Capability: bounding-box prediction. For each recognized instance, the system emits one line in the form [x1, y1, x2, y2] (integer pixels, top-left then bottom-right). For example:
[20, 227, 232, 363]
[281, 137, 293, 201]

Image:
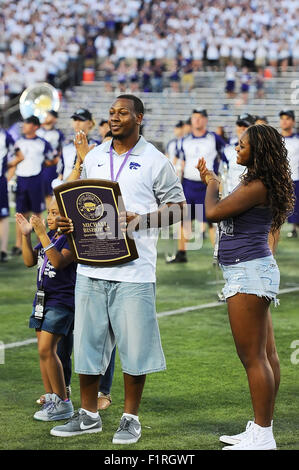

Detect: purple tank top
[218, 205, 272, 265]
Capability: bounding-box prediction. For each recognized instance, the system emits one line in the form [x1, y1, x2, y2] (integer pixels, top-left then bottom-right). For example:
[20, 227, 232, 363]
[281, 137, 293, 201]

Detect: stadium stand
[56, 70, 299, 151]
[1, 0, 299, 147]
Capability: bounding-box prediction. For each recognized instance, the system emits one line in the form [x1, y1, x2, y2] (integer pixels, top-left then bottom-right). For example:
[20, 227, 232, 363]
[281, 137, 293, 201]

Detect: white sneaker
[222, 422, 277, 450]
[219, 420, 254, 445]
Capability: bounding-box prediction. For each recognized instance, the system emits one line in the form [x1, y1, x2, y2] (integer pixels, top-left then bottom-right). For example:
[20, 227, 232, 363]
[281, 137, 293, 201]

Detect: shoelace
[64, 410, 80, 423]
[119, 417, 136, 435]
[43, 400, 57, 412]
[245, 421, 254, 431]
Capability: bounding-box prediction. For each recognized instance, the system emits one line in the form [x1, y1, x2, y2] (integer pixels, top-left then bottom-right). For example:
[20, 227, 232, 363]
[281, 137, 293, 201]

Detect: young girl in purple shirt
[197, 124, 294, 450]
[16, 198, 76, 421]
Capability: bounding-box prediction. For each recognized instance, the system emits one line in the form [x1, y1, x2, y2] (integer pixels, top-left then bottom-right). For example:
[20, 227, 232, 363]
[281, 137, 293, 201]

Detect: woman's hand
[196, 157, 221, 185]
[74, 130, 97, 163]
[29, 215, 47, 237]
[15, 213, 32, 235]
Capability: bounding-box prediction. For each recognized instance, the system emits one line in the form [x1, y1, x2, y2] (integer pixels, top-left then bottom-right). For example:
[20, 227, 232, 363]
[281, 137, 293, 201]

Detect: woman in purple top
[16, 198, 76, 422]
[197, 124, 294, 450]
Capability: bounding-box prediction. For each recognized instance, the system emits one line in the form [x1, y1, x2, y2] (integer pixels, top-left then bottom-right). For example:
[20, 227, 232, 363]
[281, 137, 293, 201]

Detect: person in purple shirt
[16, 198, 76, 422]
[197, 124, 294, 450]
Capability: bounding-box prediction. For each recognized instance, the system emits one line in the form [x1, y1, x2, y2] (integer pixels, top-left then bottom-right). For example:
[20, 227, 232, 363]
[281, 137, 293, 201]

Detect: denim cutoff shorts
[220, 255, 280, 306]
[74, 274, 166, 376]
[29, 304, 74, 336]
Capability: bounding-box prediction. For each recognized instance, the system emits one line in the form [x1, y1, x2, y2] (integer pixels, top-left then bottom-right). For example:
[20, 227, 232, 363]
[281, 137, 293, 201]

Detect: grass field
[1, 219, 299, 451]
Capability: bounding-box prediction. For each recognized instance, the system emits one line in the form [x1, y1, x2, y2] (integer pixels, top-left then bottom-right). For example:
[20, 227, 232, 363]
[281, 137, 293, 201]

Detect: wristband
[44, 242, 55, 252]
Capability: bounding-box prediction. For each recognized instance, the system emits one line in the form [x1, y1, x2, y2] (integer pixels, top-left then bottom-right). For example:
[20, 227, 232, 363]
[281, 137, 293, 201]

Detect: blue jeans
[99, 346, 116, 395]
[57, 330, 73, 387]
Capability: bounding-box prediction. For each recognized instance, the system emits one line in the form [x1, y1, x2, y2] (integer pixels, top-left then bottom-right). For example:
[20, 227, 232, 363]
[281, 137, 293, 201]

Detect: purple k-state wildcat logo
[129, 162, 141, 170]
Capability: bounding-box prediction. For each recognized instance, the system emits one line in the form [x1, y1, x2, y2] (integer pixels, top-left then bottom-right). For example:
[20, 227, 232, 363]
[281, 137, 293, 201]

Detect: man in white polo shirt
[51, 94, 186, 444]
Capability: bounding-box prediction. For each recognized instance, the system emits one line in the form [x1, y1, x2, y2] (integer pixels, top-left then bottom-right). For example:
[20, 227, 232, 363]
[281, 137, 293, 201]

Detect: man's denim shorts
[73, 274, 166, 376]
[220, 255, 280, 306]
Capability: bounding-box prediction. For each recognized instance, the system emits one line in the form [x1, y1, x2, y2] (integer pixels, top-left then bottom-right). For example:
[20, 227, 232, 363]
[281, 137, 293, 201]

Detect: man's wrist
[74, 162, 83, 172]
[137, 213, 151, 230]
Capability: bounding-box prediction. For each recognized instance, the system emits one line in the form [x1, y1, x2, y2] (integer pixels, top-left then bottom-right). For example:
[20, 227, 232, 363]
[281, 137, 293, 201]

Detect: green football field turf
[0, 220, 299, 451]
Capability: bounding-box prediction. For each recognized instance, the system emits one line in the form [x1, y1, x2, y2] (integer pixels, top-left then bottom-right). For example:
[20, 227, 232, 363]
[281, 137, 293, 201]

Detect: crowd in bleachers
[1, 0, 299, 103]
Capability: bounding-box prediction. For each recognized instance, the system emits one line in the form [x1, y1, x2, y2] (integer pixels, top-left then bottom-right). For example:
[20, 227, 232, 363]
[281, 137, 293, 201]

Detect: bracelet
[44, 242, 54, 252]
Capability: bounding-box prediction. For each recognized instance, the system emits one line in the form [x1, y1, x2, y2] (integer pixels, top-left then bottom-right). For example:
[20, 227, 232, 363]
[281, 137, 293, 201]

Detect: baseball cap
[48, 110, 58, 118]
[24, 115, 40, 126]
[236, 113, 255, 127]
[99, 119, 108, 126]
[175, 120, 184, 128]
[71, 108, 93, 121]
[255, 115, 268, 123]
[279, 110, 295, 120]
[192, 108, 208, 117]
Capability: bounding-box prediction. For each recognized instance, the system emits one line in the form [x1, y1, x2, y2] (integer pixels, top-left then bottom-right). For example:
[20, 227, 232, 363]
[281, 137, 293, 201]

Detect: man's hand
[74, 130, 97, 163]
[119, 211, 141, 234]
[55, 216, 74, 234]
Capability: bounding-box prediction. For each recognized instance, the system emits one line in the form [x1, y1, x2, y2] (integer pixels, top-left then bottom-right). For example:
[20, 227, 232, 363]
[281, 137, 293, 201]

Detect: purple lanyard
[38, 236, 61, 285]
[109, 144, 134, 182]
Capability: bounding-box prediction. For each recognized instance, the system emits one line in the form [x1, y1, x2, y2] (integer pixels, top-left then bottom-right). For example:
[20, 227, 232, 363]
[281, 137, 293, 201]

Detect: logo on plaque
[76, 192, 104, 221]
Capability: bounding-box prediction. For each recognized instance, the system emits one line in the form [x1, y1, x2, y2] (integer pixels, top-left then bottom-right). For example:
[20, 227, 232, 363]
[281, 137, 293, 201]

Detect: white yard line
[2, 287, 299, 350]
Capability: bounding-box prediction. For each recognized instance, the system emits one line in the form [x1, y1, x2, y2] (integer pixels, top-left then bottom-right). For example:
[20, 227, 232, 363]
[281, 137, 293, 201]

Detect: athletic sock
[122, 412, 139, 423]
[80, 408, 99, 419]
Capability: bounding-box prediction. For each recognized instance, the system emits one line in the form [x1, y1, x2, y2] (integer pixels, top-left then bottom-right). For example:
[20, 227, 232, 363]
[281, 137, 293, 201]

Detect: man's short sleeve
[153, 159, 185, 205]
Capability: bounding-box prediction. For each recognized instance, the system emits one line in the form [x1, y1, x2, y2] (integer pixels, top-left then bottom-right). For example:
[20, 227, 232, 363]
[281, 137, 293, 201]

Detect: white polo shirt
[284, 134, 299, 181]
[77, 136, 185, 283]
[0, 129, 15, 177]
[14, 136, 53, 177]
[36, 127, 64, 154]
[179, 131, 226, 181]
[223, 137, 246, 194]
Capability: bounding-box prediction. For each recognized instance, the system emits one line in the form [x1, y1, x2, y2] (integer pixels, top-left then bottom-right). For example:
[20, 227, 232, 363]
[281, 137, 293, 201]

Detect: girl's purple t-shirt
[33, 231, 76, 310]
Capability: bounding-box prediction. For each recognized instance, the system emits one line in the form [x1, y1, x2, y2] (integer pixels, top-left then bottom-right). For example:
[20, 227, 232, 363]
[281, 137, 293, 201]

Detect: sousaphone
[19, 82, 60, 122]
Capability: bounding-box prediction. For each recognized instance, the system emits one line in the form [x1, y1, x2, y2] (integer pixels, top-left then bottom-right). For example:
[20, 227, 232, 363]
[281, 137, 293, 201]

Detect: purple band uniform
[288, 180, 299, 224]
[0, 176, 9, 217]
[182, 177, 207, 221]
[16, 174, 45, 214]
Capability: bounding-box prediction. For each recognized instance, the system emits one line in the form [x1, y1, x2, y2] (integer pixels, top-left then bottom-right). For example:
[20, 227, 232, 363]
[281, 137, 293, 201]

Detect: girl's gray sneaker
[34, 394, 74, 421]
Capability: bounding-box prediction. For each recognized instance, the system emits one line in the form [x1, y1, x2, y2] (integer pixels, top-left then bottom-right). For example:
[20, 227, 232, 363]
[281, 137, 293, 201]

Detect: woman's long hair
[241, 124, 295, 232]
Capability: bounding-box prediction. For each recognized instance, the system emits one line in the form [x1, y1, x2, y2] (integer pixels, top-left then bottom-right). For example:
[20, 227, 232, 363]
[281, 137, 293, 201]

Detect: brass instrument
[19, 82, 60, 122]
